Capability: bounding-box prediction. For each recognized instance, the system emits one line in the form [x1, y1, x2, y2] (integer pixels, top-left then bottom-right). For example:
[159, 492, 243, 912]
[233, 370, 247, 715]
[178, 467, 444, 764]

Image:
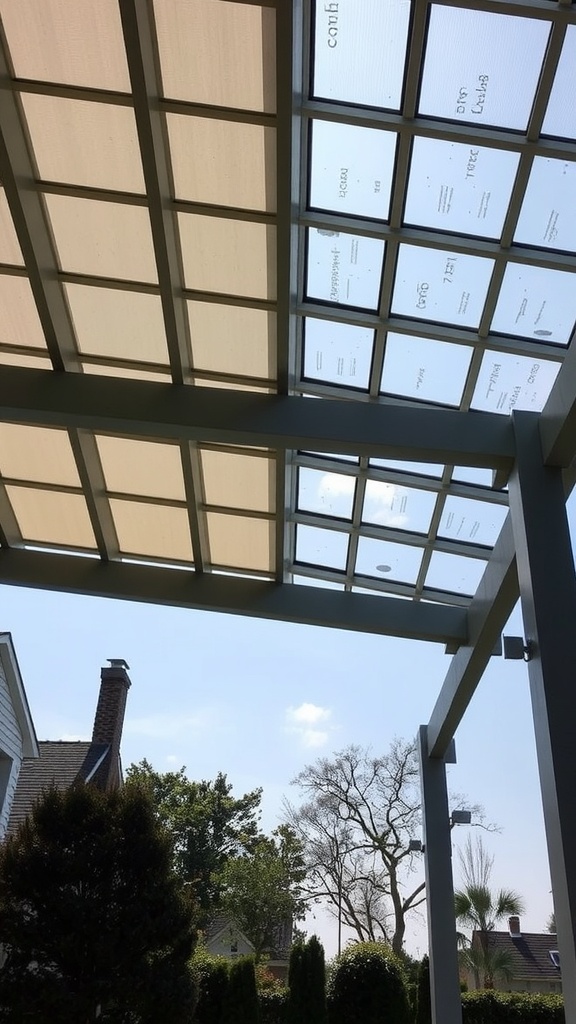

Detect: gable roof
[0, 633, 38, 759]
[475, 930, 561, 981]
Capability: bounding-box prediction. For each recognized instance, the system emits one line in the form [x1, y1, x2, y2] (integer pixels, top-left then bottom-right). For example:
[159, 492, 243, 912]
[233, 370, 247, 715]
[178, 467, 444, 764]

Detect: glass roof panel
[404, 138, 519, 240]
[514, 158, 576, 254]
[312, 0, 411, 109]
[309, 120, 396, 221]
[110, 499, 193, 563]
[0, 0, 131, 91]
[0, 190, 23, 266]
[201, 449, 275, 514]
[153, 0, 276, 113]
[95, 437, 185, 502]
[0, 425, 79, 486]
[306, 229, 384, 310]
[7, 486, 95, 548]
[21, 95, 145, 194]
[0, 275, 47, 351]
[541, 26, 576, 140]
[355, 535, 423, 585]
[363, 480, 437, 534]
[392, 245, 494, 328]
[471, 351, 561, 415]
[64, 284, 169, 365]
[426, 550, 487, 596]
[418, 6, 550, 130]
[206, 512, 274, 573]
[452, 466, 494, 487]
[491, 264, 576, 345]
[187, 302, 275, 381]
[295, 524, 348, 571]
[297, 467, 355, 520]
[380, 332, 472, 406]
[45, 195, 158, 283]
[438, 495, 508, 547]
[370, 458, 444, 479]
[167, 115, 276, 213]
[178, 214, 276, 301]
[302, 318, 373, 390]
[293, 575, 344, 591]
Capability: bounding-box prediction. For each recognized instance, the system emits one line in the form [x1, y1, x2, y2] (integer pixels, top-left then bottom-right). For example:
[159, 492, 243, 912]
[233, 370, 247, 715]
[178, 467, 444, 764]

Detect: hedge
[462, 991, 565, 1024]
[327, 942, 410, 1024]
[258, 989, 289, 1024]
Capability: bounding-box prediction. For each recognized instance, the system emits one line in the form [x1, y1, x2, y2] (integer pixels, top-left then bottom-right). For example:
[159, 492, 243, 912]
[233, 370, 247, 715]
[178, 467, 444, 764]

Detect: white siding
[0, 661, 23, 837]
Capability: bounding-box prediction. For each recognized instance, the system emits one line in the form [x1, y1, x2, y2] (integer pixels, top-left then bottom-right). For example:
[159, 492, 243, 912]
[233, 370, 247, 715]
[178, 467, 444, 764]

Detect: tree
[126, 759, 262, 925]
[218, 825, 308, 960]
[0, 783, 197, 1023]
[284, 740, 426, 953]
[221, 957, 260, 1024]
[455, 835, 524, 989]
[287, 935, 327, 1024]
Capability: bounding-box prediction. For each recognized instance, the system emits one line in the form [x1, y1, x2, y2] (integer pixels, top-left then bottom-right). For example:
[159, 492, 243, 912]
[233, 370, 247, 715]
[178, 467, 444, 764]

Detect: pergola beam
[0, 365, 515, 468]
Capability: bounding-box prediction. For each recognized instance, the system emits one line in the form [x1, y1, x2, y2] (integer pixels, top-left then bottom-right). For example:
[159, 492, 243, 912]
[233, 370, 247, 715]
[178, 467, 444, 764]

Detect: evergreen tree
[221, 956, 259, 1024]
[287, 936, 327, 1024]
[287, 942, 305, 1024]
[0, 784, 197, 1023]
[415, 955, 432, 1024]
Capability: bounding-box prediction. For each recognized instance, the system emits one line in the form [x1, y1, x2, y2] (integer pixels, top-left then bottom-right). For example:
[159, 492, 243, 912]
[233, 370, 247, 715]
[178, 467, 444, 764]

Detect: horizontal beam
[0, 549, 468, 645]
[0, 366, 515, 468]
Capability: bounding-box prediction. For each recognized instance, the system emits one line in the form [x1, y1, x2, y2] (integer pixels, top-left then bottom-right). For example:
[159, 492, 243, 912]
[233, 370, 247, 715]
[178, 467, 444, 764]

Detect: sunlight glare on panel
[380, 333, 472, 406]
[471, 351, 561, 416]
[362, 480, 437, 534]
[302, 318, 374, 390]
[309, 120, 396, 221]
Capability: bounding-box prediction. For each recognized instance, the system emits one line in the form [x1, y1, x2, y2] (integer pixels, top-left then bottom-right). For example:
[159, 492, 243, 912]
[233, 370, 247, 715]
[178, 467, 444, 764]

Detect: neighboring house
[0, 633, 39, 837]
[205, 914, 292, 982]
[4, 657, 132, 839]
[467, 916, 562, 995]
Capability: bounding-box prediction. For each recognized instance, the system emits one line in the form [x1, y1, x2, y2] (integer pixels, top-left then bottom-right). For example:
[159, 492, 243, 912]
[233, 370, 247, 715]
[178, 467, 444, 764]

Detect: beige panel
[179, 214, 276, 301]
[0, 0, 130, 91]
[96, 436, 185, 501]
[154, 0, 276, 112]
[0, 352, 50, 369]
[194, 379, 274, 395]
[21, 94, 145, 194]
[167, 115, 276, 212]
[45, 195, 158, 283]
[207, 511, 274, 572]
[83, 364, 170, 383]
[0, 425, 79, 486]
[110, 498, 193, 562]
[201, 449, 275, 513]
[0, 275, 47, 350]
[187, 301, 276, 379]
[65, 284, 168, 364]
[0, 190, 23, 266]
[7, 486, 95, 548]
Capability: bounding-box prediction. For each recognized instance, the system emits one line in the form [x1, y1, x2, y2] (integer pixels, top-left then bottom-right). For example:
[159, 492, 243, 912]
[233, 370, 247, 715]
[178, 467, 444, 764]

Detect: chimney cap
[107, 658, 130, 670]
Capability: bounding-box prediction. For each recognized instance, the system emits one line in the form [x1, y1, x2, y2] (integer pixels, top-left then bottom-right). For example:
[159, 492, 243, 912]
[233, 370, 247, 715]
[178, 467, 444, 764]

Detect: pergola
[0, 0, 575, 1019]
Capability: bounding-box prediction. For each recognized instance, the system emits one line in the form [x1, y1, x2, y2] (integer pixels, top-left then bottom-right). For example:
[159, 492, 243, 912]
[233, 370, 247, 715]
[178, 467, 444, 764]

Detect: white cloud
[125, 708, 219, 740]
[165, 754, 179, 765]
[287, 703, 331, 726]
[318, 473, 355, 498]
[285, 703, 333, 748]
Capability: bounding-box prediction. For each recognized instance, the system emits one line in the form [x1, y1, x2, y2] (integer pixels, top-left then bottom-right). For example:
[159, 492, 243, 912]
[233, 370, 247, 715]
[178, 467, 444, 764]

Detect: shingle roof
[476, 930, 561, 981]
[6, 740, 109, 835]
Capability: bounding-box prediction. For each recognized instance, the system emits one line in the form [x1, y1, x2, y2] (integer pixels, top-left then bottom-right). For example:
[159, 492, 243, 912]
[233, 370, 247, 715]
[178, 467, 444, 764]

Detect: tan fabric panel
[178, 214, 276, 301]
[0, 190, 23, 266]
[96, 436, 185, 501]
[193, 379, 274, 394]
[45, 195, 158, 283]
[6, 486, 95, 548]
[21, 94, 145, 194]
[110, 498, 193, 562]
[0, 352, 50, 369]
[83, 364, 170, 383]
[154, 0, 276, 112]
[187, 301, 276, 379]
[0, 275, 47, 350]
[200, 449, 275, 513]
[0, 425, 79, 486]
[207, 511, 275, 573]
[0, 0, 130, 90]
[65, 284, 168, 364]
[167, 115, 276, 213]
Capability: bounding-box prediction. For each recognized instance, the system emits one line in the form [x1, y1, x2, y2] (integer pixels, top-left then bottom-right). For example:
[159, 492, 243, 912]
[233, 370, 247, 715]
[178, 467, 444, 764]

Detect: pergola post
[509, 411, 576, 1021]
[418, 726, 462, 1024]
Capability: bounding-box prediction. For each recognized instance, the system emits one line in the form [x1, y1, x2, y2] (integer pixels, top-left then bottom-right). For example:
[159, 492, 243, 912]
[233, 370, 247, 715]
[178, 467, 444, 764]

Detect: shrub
[259, 989, 289, 1024]
[191, 951, 229, 1024]
[462, 990, 564, 1024]
[327, 942, 410, 1024]
[415, 955, 432, 1024]
[222, 956, 260, 1024]
[287, 936, 327, 1024]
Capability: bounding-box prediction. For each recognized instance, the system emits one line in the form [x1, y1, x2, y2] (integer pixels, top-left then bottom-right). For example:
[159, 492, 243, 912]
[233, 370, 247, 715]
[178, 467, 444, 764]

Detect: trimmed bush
[327, 942, 410, 1024]
[415, 955, 432, 1024]
[287, 936, 328, 1024]
[191, 952, 229, 1024]
[222, 956, 260, 1024]
[259, 989, 289, 1024]
[462, 990, 564, 1024]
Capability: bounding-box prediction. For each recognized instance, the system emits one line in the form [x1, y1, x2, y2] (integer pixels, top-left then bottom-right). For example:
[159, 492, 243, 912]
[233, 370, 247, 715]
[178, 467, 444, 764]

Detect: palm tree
[454, 836, 524, 989]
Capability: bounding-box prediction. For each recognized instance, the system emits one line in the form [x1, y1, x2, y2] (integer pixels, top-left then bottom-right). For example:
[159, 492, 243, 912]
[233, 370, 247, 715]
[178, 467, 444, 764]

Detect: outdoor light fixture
[450, 810, 472, 826]
[409, 839, 424, 853]
[502, 636, 533, 661]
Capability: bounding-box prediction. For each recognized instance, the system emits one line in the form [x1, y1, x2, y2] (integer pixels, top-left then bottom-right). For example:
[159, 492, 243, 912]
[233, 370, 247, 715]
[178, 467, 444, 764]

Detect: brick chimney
[91, 659, 131, 790]
[508, 916, 521, 938]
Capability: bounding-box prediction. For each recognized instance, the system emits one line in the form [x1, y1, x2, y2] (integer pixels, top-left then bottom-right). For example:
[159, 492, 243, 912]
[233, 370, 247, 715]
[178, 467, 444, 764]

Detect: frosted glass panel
[419, 6, 550, 130]
[355, 536, 423, 585]
[392, 245, 494, 328]
[307, 229, 384, 310]
[452, 467, 494, 487]
[426, 550, 487, 596]
[298, 468, 355, 520]
[438, 495, 507, 546]
[303, 318, 374, 390]
[405, 138, 519, 239]
[310, 120, 396, 220]
[514, 158, 576, 253]
[471, 351, 561, 415]
[363, 481, 436, 534]
[381, 333, 472, 406]
[491, 265, 576, 344]
[542, 26, 576, 140]
[313, 0, 410, 109]
[295, 524, 348, 570]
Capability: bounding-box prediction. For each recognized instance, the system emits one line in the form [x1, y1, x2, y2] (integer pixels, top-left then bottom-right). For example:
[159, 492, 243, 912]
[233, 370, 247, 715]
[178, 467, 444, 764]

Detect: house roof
[476, 930, 561, 982]
[6, 739, 109, 835]
[0, 632, 38, 759]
